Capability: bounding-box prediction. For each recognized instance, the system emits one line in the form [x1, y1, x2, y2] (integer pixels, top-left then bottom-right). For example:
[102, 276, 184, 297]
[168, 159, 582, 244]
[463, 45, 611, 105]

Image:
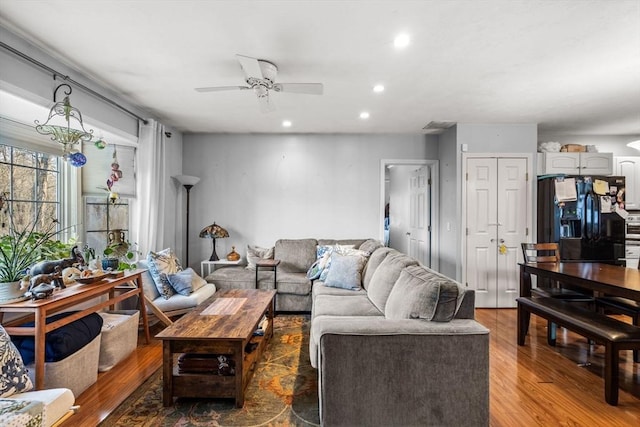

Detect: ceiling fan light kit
[195, 54, 323, 112]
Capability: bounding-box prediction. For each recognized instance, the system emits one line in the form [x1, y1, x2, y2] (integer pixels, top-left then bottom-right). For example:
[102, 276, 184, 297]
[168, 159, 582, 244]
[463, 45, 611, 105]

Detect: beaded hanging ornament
[106, 146, 123, 203]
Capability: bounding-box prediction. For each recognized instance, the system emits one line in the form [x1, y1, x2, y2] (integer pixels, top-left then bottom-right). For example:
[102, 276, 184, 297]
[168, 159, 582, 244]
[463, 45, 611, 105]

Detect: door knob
[499, 239, 505, 244]
[406, 232, 411, 236]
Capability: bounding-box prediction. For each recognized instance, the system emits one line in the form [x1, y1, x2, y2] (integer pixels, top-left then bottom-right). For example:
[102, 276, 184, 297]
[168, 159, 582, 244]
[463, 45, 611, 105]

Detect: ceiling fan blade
[236, 54, 264, 79]
[194, 86, 250, 92]
[273, 83, 323, 95]
[257, 95, 276, 113]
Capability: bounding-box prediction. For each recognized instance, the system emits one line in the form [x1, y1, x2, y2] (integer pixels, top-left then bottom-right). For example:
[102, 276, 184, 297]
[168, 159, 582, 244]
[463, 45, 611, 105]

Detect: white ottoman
[97, 310, 139, 372]
[27, 334, 101, 398]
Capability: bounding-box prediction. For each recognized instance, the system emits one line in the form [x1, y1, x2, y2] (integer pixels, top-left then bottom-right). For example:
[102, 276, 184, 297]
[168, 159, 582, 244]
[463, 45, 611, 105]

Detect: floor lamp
[173, 175, 200, 266]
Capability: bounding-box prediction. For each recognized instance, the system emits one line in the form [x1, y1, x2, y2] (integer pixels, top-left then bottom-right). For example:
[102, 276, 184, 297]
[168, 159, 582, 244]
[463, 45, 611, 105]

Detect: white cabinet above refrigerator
[538, 152, 613, 175]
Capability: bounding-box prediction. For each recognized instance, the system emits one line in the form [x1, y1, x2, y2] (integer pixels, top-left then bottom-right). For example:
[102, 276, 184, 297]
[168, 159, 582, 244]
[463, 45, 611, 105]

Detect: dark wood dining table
[519, 262, 640, 302]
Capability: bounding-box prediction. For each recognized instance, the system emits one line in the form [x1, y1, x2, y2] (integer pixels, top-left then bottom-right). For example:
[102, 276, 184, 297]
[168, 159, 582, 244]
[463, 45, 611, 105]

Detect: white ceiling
[1, 0, 639, 136]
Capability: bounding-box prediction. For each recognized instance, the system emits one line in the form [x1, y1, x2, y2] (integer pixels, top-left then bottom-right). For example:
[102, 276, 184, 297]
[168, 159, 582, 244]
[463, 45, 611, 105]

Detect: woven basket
[0, 280, 28, 303]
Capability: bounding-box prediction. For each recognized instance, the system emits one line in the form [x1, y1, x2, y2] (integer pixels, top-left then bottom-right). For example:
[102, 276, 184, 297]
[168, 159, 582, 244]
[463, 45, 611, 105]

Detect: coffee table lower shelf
[158, 289, 276, 408]
[164, 330, 271, 406]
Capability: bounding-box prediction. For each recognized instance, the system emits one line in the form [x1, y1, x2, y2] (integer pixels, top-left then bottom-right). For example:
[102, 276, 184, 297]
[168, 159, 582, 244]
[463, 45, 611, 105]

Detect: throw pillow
[306, 249, 332, 280]
[0, 324, 33, 397]
[318, 245, 368, 282]
[147, 248, 183, 299]
[246, 245, 274, 270]
[323, 252, 366, 290]
[166, 268, 208, 296]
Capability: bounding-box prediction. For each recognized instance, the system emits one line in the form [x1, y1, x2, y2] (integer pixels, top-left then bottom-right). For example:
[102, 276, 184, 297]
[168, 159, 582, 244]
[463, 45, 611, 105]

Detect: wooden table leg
[34, 309, 46, 390]
[519, 265, 532, 334]
[133, 275, 152, 343]
[235, 341, 244, 407]
[162, 341, 173, 406]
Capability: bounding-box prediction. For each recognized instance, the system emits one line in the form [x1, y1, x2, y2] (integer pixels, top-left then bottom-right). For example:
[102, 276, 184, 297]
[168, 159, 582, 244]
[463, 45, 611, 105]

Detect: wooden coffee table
[156, 288, 276, 407]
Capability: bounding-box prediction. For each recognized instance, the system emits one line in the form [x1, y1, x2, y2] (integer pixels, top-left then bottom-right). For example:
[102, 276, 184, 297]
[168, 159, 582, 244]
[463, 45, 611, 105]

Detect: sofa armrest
[312, 316, 489, 427]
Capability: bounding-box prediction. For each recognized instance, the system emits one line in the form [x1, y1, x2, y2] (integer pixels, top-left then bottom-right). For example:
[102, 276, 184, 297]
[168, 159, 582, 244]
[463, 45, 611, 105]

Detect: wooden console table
[0, 269, 150, 390]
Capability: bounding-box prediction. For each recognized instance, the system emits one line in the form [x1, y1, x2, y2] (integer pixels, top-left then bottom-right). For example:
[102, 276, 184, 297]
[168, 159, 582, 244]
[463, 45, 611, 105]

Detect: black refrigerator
[537, 175, 626, 265]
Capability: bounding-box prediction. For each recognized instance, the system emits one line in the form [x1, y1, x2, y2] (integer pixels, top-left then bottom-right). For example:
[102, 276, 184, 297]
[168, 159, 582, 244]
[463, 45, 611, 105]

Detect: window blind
[81, 143, 136, 197]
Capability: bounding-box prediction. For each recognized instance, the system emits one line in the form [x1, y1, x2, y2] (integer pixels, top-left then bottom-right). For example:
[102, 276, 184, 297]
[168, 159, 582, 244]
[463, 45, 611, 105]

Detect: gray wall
[438, 127, 458, 278]
[182, 133, 438, 265]
[438, 124, 538, 280]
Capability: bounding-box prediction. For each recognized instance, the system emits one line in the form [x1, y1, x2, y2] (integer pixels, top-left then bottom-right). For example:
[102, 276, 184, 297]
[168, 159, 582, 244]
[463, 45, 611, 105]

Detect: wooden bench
[517, 296, 640, 405]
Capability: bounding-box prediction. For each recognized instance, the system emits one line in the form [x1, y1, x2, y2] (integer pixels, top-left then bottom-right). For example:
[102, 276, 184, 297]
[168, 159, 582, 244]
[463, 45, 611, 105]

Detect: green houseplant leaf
[0, 213, 73, 282]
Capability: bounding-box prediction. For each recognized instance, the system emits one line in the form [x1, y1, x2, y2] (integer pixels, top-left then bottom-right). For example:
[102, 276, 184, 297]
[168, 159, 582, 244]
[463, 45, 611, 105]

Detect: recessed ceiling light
[394, 33, 410, 49]
[359, 112, 370, 119]
[282, 120, 292, 128]
[373, 85, 385, 93]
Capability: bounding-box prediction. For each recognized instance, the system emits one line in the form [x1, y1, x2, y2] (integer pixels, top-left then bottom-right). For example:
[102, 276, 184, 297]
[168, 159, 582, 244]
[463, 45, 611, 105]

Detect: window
[0, 144, 60, 235]
[84, 196, 129, 255]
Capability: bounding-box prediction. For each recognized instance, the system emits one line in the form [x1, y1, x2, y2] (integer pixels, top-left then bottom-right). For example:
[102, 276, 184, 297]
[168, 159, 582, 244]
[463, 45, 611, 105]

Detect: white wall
[182, 133, 438, 265]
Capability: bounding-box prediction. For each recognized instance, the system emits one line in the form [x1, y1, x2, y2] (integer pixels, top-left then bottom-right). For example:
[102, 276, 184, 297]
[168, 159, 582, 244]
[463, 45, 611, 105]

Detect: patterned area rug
[101, 315, 319, 427]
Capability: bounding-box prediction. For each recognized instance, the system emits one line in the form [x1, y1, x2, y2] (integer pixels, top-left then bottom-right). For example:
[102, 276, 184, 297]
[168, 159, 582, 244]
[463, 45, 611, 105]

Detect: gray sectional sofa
[207, 238, 490, 426]
[206, 238, 368, 312]
[311, 245, 490, 427]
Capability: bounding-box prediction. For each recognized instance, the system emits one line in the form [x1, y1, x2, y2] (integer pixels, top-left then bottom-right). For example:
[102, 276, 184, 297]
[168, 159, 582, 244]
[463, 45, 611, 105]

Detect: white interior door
[466, 158, 498, 307]
[408, 166, 431, 267]
[496, 158, 528, 307]
[466, 157, 529, 308]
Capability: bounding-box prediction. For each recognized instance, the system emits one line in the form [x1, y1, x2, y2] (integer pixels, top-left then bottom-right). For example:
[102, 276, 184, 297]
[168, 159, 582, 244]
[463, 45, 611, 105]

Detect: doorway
[462, 154, 532, 308]
[380, 159, 439, 270]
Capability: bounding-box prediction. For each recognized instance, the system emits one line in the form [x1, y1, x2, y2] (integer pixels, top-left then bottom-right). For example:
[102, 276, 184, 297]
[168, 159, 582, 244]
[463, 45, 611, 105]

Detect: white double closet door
[465, 156, 530, 308]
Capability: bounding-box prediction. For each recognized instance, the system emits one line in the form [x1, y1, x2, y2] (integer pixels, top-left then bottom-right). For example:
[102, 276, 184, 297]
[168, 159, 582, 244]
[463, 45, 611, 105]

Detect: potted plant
[102, 239, 138, 271]
[0, 215, 73, 302]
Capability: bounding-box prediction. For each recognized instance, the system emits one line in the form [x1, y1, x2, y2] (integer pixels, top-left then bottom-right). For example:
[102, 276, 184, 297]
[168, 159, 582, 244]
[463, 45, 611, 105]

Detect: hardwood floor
[61, 310, 639, 426]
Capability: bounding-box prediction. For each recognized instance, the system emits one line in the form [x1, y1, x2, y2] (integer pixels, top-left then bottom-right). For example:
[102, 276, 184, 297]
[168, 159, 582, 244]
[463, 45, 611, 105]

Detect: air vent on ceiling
[422, 121, 456, 134]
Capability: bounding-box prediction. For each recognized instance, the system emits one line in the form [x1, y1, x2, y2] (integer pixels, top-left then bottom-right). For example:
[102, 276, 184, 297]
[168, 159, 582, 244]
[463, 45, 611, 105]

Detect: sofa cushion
[147, 248, 183, 299]
[313, 282, 368, 299]
[366, 252, 419, 312]
[150, 282, 216, 314]
[274, 272, 312, 296]
[317, 239, 367, 248]
[275, 239, 318, 273]
[323, 253, 367, 290]
[385, 265, 465, 321]
[362, 246, 394, 290]
[0, 324, 33, 397]
[6, 387, 75, 427]
[359, 238, 384, 254]
[314, 294, 383, 318]
[246, 245, 274, 270]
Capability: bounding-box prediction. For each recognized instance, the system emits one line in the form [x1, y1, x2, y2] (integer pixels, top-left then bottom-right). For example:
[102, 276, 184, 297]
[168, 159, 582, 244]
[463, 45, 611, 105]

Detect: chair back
[521, 242, 560, 263]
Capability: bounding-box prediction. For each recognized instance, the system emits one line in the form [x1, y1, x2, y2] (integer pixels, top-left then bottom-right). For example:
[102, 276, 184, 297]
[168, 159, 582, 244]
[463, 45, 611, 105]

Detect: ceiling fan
[195, 54, 323, 112]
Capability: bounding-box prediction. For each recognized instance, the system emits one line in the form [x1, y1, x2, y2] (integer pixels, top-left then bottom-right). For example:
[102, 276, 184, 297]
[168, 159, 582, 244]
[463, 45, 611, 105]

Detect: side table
[201, 259, 242, 277]
[255, 259, 281, 309]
